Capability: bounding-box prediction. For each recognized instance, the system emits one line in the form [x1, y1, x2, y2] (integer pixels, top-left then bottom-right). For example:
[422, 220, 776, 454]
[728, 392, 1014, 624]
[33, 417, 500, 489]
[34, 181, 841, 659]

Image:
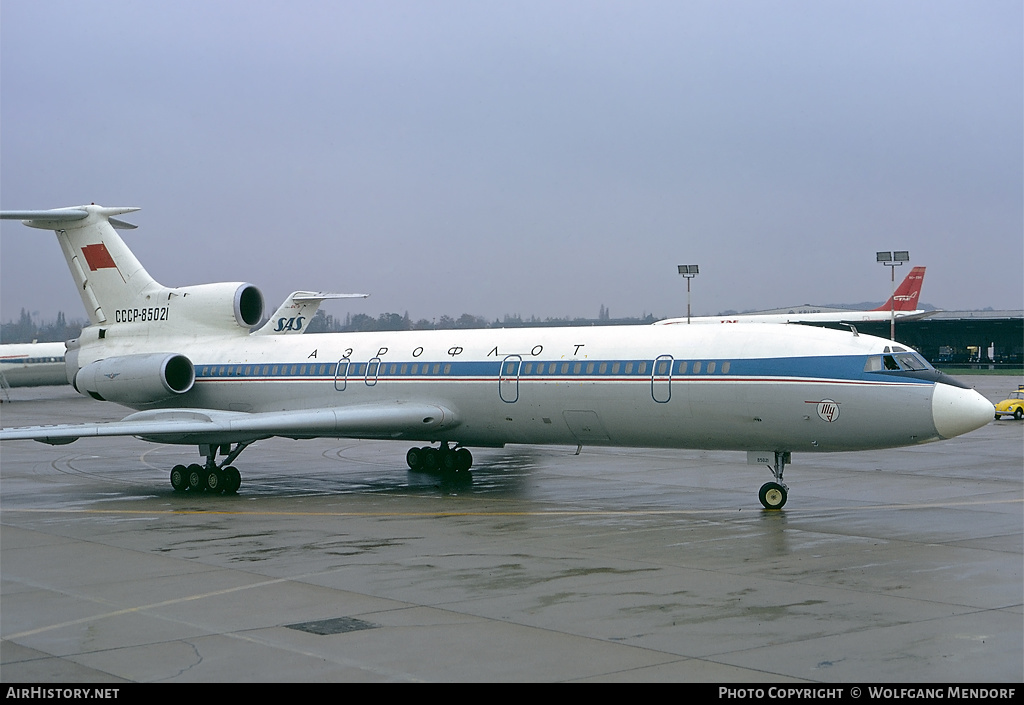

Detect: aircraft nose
[931, 383, 994, 439]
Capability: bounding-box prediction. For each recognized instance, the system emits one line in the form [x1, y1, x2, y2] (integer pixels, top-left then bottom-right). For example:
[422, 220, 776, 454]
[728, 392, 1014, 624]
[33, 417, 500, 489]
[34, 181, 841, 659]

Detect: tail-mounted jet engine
[155, 282, 265, 332]
[74, 353, 195, 405]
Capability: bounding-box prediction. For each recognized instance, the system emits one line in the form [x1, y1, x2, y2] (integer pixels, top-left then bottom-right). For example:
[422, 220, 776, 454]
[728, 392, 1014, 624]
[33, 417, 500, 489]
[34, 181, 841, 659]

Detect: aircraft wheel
[422, 448, 439, 471]
[455, 447, 473, 471]
[205, 468, 225, 494]
[223, 466, 241, 494]
[758, 482, 788, 510]
[441, 450, 459, 472]
[187, 464, 205, 491]
[170, 465, 188, 492]
[406, 447, 424, 470]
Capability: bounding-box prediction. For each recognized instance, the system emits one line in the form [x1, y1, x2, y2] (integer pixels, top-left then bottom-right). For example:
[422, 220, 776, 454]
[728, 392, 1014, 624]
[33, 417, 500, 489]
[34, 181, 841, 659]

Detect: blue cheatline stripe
[192, 355, 934, 386]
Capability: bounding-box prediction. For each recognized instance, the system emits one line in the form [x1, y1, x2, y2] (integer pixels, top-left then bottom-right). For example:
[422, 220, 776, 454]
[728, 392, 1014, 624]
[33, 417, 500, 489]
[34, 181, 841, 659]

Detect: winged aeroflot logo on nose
[816, 400, 840, 422]
[806, 399, 840, 422]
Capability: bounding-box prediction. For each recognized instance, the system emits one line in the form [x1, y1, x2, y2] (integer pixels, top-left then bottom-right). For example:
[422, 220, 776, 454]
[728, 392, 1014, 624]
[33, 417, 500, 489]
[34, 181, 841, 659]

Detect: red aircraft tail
[872, 266, 926, 312]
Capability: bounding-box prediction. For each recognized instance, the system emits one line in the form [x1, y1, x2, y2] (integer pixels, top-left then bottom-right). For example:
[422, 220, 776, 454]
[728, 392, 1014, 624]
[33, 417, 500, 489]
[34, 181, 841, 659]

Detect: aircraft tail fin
[1, 205, 158, 326]
[253, 291, 369, 335]
[872, 266, 926, 312]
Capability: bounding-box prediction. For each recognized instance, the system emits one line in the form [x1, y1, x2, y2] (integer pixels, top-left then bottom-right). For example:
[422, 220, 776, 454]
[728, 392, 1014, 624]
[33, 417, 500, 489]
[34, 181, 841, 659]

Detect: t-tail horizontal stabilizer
[1, 207, 140, 230]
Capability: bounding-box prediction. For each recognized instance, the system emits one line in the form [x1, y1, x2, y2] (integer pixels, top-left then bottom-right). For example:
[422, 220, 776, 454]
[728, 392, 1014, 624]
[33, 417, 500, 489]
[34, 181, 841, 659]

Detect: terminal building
[830, 310, 1023, 368]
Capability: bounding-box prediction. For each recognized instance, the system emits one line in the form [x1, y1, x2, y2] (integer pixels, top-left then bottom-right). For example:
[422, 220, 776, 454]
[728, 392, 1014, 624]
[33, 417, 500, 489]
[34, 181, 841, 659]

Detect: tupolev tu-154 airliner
[0, 205, 993, 509]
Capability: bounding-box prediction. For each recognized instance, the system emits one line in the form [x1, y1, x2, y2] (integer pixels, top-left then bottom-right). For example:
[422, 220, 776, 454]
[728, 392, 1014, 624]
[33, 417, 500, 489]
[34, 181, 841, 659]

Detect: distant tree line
[0, 309, 84, 344]
[306, 307, 658, 333]
[1, 306, 660, 343]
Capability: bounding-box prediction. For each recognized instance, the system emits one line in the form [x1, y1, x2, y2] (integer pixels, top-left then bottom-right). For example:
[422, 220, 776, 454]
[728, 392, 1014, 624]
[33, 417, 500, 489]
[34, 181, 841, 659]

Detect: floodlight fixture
[876, 250, 910, 340]
[677, 264, 700, 323]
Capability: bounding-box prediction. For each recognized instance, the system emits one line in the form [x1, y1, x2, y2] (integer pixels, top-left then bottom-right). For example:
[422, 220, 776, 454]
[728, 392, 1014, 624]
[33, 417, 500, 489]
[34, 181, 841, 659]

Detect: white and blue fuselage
[68, 322, 987, 454]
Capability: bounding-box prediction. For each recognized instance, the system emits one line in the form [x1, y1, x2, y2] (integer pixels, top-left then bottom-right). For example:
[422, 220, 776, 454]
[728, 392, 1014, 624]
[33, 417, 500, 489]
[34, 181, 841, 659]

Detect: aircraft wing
[0, 402, 458, 446]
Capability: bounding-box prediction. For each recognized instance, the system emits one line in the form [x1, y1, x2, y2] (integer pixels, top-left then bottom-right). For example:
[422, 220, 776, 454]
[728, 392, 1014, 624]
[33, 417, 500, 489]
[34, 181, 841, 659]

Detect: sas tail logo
[273, 316, 306, 332]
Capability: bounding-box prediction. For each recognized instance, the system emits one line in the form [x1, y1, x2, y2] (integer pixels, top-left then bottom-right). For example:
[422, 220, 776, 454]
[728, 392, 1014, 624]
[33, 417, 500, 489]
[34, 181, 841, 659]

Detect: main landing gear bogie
[406, 443, 473, 474]
[170, 463, 242, 495]
[169, 442, 249, 495]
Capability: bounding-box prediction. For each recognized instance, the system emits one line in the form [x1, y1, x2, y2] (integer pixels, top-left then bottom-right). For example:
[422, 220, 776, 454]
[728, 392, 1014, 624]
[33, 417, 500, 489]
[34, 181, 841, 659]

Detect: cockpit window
[864, 352, 934, 373]
[895, 353, 930, 371]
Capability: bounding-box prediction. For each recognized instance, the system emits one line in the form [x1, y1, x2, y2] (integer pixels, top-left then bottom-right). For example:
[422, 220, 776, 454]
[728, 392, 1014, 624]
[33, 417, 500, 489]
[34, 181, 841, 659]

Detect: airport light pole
[876, 250, 909, 341]
[677, 265, 699, 324]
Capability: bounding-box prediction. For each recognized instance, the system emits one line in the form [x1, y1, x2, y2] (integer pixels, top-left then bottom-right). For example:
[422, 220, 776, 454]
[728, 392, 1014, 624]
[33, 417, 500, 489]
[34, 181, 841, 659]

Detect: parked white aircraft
[0, 341, 68, 388]
[253, 291, 368, 335]
[0, 206, 993, 508]
[658, 266, 932, 325]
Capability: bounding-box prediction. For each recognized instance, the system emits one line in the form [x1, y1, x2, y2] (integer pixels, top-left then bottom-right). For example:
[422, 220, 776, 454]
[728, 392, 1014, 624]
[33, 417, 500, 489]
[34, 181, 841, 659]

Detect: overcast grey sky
[2, 1, 1021, 325]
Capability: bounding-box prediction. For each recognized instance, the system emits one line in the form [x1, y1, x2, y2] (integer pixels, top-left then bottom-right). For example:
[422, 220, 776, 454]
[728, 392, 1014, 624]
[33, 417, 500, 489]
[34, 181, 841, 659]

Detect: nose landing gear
[758, 451, 790, 510]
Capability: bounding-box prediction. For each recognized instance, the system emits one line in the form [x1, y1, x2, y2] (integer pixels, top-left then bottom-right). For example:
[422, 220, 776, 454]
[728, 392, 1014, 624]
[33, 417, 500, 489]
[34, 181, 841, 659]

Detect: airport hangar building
[825, 310, 1023, 367]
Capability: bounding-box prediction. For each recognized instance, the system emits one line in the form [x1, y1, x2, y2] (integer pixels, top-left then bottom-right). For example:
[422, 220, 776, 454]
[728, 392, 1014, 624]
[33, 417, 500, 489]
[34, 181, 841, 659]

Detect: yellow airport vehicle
[994, 385, 1024, 420]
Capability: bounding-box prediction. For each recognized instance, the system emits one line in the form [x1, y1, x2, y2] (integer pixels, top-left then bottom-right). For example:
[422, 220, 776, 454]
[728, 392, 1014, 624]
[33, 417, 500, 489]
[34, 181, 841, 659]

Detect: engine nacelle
[167, 282, 265, 331]
[75, 353, 195, 405]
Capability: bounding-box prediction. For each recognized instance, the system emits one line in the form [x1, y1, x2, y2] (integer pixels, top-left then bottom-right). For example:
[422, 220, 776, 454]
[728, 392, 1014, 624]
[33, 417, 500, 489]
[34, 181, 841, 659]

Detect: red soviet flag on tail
[81, 243, 118, 271]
